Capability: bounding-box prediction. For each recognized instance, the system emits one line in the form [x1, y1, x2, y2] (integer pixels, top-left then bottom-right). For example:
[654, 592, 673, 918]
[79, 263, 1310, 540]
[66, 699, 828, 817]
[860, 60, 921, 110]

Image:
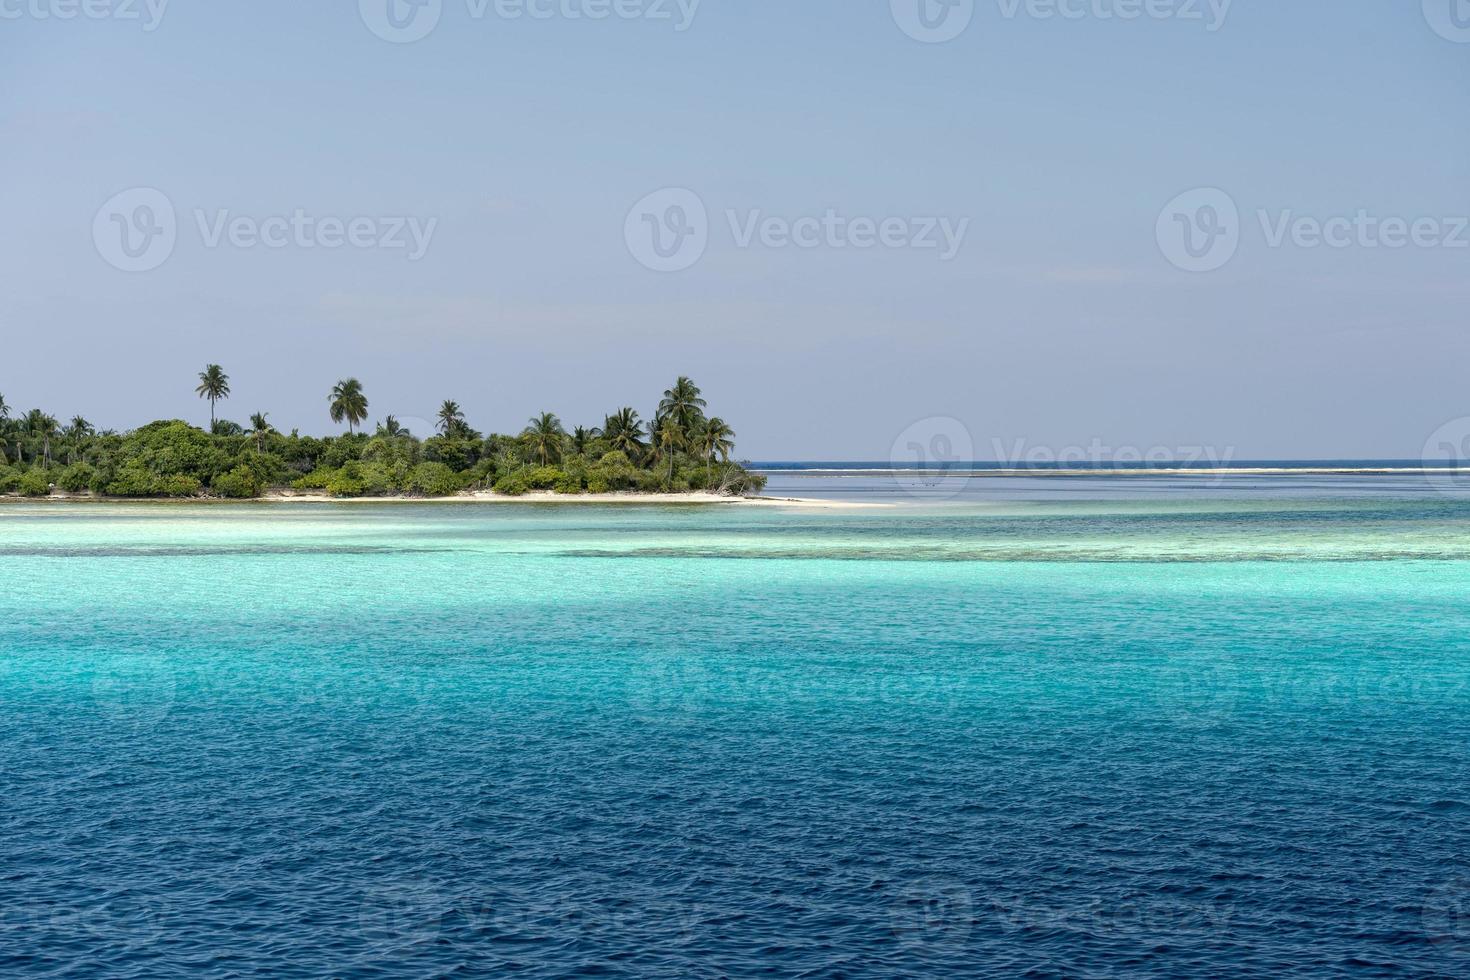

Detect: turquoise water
[3, 493, 1470, 977]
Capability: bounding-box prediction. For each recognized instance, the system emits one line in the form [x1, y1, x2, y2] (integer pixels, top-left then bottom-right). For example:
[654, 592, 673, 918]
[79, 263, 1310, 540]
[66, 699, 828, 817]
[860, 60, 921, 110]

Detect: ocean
[2, 474, 1469, 977]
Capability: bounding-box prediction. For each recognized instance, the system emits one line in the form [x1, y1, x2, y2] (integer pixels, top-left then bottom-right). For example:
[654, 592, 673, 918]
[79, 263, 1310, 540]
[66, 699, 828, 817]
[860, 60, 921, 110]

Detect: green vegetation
[0, 373, 764, 500]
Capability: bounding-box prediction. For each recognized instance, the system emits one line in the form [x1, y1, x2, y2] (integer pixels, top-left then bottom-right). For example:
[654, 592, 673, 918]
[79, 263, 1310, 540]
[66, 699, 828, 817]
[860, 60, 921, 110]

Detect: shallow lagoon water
[2, 484, 1470, 977]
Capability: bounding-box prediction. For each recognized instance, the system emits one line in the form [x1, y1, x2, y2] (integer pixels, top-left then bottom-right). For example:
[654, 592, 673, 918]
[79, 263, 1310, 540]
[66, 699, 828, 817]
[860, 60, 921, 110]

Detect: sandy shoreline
[261, 491, 885, 509]
[0, 491, 886, 510]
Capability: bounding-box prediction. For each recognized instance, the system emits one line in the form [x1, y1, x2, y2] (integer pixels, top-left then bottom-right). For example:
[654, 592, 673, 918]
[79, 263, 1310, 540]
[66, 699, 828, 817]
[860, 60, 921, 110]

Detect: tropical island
[0, 371, 766, 501]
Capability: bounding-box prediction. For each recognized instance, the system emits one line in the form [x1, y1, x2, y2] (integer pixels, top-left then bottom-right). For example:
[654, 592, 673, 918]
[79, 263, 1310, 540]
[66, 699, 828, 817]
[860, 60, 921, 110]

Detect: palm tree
[0, 395, 13, 464]
[24, 410, 59, 468]
[698, 417, 735, 480]
[658, 376, 707, 432]
[436, 400, 466, 437]
[328, 378, 369, 434]
[571, 425, 600, 456]
[522, 412, 566, 465]
[603, 407, 645, 459]
[656, 416, 684, 484]
[376, 416, 409, 438]
[64, 416, 94, 464]
[248, 412, 273, 453]
[195, 365, 230, 427]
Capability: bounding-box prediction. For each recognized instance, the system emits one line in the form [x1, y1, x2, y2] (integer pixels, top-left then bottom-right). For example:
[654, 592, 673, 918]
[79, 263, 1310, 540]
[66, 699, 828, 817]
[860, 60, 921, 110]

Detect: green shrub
[552, 472, 584, 494]
[0, 466, 18, 493]
[323, 471, 365, 497]
[106, 465, 158, 497]
[320, 437, 366, 470]
[212, 465, 262, 499]
[407, 462, 461, 497]
[493, 471, 531, 496]
[308, 461, 393, 498]
[586, 474, 611, 494]
[157, 474, 201, 498]
[422, 436, 478, 471]
[362, 436, 420, 470]
[461, 458, 498, 490]
[293, 467, 335, 490]
[57, 463, 96, 493]
[232, 451, 287, 488]
[522, 466, 565, 490]
[18, 469, 51, 497]
[713, 464, 767, 497]
[117, 420, 228, 484]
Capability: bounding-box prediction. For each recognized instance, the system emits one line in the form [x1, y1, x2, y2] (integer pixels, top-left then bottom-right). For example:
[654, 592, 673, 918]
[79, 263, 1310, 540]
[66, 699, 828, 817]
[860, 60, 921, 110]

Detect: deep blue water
[2, 492, 1469, 977]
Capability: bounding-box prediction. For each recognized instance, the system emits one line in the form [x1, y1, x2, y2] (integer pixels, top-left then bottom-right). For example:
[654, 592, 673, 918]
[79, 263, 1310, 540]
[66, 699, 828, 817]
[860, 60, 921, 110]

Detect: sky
[2, 0, 1467, 461]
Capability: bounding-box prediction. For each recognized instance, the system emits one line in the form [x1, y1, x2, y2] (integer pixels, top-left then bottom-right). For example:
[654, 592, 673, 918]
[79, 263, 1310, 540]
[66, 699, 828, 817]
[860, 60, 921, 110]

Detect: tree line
[0, 372, 763, 499]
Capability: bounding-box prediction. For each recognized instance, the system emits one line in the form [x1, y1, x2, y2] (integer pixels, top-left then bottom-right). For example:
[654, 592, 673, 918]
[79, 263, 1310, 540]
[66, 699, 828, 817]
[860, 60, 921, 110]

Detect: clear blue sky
[2, 1, 1467, 459]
